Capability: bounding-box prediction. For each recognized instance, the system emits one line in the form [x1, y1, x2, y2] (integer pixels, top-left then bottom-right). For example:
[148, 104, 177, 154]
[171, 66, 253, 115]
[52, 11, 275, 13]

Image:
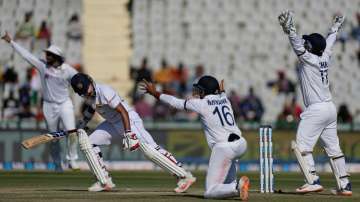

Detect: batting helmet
[302, 33, 326, 56]
[71, 73, 94, 96]
[193, 75, 220, 96]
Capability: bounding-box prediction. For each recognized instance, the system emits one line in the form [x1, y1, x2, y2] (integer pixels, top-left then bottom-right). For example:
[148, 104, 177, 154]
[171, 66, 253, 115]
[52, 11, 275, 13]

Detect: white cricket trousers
[296, 101, 342, 157]
[296, 101, 350, 187]
[204, 137, 247, 199]
[43, 99, 78, 161]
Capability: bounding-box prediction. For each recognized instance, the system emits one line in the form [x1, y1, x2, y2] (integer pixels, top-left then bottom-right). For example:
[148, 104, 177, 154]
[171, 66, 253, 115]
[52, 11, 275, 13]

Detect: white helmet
[44, 45, 64, 59]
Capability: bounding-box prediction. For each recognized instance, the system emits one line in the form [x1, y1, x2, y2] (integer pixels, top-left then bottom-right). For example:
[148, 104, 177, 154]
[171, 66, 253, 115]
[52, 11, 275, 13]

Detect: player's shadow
[271, 189, 334, 196]
[161, 194, 240, 201]
[53, 189, 177, 193]
[49, 189, 88, 192]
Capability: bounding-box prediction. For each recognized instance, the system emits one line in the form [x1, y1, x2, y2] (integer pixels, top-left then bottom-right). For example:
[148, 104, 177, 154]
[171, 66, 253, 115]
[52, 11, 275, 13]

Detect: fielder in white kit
[70, 73, 195, 192]
[1, 31, 79, 171]
[141, 75, 250, 200]
[278, 11, 352, 196]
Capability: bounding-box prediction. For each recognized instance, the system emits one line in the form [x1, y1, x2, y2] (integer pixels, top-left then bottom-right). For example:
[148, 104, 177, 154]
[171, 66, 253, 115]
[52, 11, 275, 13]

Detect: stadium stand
[130, 0, 360, 122]
[0, 0, 83, 75]
[0, 0, 83, 122]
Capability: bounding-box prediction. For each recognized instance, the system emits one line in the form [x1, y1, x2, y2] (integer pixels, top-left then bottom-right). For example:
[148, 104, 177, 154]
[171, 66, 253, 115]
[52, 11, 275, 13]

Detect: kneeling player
[141, 76, 250, 200]
[71, 73, 195, 192]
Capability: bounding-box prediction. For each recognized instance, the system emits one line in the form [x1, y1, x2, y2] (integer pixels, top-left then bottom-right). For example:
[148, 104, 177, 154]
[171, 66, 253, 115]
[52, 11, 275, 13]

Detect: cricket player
[278, 11, 352, 196]
[70, 73, 195, 192]
[141, 76, 250, 200]
[1, 31, 79, 171]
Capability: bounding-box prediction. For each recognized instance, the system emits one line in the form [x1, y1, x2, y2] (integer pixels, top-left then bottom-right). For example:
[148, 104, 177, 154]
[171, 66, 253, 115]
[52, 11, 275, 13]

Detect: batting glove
[278, 10, 296, 34]
[77, 129, 89, 150]
[330, 15, 345, 33]
[123, 131, 140, 152]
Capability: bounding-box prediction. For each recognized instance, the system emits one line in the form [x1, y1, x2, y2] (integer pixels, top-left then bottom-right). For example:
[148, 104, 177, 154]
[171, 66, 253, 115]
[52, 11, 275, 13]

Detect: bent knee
[204, 189, 216, 199]
[203, 185, 218, 198]
[324, 146, 343, 158]
[88, 132, 111, 146]
[296, 142, 313, 154]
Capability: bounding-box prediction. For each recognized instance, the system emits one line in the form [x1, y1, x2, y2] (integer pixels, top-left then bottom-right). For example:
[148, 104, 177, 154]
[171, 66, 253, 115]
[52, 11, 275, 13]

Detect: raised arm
[1, 31, 46, 71]
[278, 10, 317, 65]
[324, 15, 345, 57]
[278, 11, 305, 56]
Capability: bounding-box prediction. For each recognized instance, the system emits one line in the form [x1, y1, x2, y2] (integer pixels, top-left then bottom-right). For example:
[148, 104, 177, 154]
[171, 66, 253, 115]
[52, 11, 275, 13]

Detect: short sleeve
[66, 64, 78, 82]
[184, 98, 203, 113]
[103, 87, 121, 108]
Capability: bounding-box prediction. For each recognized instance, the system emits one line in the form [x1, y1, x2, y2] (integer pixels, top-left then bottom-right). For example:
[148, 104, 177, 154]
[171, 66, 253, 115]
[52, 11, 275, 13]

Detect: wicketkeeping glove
[278, 10, 296, 34]
[330, 15, 345, 33]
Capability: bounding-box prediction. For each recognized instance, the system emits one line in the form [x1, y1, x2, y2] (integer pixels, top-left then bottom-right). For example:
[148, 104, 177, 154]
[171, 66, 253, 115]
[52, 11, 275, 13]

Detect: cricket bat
[22, 129, 78, 149]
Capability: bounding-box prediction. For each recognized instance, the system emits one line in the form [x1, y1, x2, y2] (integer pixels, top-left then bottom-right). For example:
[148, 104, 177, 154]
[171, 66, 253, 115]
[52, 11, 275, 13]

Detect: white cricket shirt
[160, 92, 242, 149]
[288, 30, 337, 107]
[88, 83, 140, 124]
[11, 41, 77, 104]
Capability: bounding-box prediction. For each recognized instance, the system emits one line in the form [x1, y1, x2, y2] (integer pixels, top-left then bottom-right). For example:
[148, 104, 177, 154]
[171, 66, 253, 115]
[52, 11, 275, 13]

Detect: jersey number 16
[213, 106, 235, 126]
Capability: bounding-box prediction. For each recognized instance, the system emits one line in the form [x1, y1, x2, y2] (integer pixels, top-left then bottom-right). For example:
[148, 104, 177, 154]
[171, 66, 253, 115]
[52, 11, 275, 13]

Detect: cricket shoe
[88, 177, 115, 192]
[68, 160, 80, 170]
[174, 174, 196, 193]
[331, 182, 352, 196]
[295, 179, 324, 194]
[238, 176, 250, 201]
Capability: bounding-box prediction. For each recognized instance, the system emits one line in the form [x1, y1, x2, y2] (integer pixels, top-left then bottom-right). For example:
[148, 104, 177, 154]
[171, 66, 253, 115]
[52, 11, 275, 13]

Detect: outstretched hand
[219, 79, 225, 93]
[139, 79, 159, 98]
[278, 10, 296, 34]
[331, 15, 345, 32]
[1, 31, 12, 43]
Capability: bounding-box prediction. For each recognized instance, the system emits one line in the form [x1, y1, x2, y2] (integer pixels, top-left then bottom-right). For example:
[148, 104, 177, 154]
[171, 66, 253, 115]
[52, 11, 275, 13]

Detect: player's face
[304, 39, 312, 52]
[192, 86, 204, 98]
[45, 52, 62, 67]
[84, 84, 95, 98]
[45, 52, 56, 65]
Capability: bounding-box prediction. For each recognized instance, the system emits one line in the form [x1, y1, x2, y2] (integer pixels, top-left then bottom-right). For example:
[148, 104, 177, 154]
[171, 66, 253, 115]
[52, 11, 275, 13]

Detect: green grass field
[0, 171, 358, 202]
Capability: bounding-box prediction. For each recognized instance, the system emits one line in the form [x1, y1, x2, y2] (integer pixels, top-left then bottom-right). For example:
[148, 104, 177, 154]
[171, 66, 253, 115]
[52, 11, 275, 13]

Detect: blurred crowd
[342, 12, 360, 64]
[2, 11, 360, 127]
[0, 12, 83, 123]
[127, 12, 360, 126]
[129, 55, 357, 126]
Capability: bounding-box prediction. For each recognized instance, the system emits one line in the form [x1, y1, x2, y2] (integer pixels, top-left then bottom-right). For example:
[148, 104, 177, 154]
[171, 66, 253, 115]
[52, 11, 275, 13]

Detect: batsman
[70, 73, 195, 192]
[278, 10, 351, 196]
